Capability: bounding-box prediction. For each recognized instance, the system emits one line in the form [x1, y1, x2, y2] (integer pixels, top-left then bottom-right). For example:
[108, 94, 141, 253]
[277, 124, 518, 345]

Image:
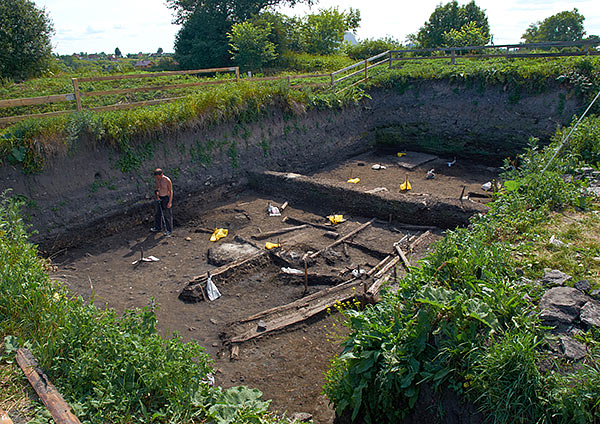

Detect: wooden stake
[16, 348, 82, 424]
[280, 201, 289, 211]
[303, 260, 308, 294]
[394, 244, 411, 269]
[282, 216, 333, 231]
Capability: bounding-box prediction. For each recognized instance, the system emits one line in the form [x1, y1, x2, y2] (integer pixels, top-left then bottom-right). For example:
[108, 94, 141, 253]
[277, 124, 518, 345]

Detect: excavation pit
[49, 151, 497, 422]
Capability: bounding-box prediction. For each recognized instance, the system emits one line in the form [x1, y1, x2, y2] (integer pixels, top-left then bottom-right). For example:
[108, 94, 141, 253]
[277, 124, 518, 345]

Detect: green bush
[324, 131, 597, 422]
[345, 37, 403, 60]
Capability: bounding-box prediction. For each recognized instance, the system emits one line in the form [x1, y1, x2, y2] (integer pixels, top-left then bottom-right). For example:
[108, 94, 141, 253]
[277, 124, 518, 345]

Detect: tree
[522, 9, 585, 43]
[300, 7, 361, 55]
[443, 21, 489, 48]
[169, 0, 314, 69]
[228, 21, 277, 71]
[115, 47, 122, 57]
[413, 1, 489, 48]
[173, 5, 231, 69]
[157, 47, 164, 55]
[0, 0, 54, 81]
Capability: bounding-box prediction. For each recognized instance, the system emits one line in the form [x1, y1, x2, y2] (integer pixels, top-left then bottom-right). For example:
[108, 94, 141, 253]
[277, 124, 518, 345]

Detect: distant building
[344, 32, 358, 46]
[134, 60, 155, 69]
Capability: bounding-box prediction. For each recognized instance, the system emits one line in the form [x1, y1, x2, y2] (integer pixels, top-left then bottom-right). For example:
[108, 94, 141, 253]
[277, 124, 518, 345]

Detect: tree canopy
[412, 0, 490, 48]
[0, 0, 54, 81]
[522, 9, 586, 43]
[170, 0, 315, 69]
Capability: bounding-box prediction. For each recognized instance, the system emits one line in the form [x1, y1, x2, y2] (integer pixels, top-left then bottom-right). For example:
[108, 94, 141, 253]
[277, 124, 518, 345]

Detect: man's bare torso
[156, 176, 172, 197]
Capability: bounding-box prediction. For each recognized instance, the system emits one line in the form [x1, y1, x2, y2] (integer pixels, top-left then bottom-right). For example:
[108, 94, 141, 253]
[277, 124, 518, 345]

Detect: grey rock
[590, 289, 600, 301]
[207, 242, 259, 266]
[257, 320, 267, 332]
[574, 279, 592, 293]
[541, 269, 572, 287]
[290, 412, 313, 422]
[559, 335, 587, 360]
[580, 301, 600, 328]
[539, 287, 588, 325]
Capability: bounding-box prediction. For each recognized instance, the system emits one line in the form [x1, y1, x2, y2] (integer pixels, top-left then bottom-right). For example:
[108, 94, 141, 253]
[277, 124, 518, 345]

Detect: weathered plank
[15, 348, 81, 424]
[251, 225, 308, 240]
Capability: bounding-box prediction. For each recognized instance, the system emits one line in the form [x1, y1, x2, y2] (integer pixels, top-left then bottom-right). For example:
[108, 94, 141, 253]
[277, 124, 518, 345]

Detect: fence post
[450, 50, 456, 65]
[388, 51, 392, 69]
[364, 59, 368, 80]
[235, 67, 240, 82]
[71, 78, 82, 112]
[330, 73, 335, 93]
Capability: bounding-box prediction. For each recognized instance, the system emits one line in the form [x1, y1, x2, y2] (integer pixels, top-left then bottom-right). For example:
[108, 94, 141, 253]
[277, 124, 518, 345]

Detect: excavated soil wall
[0, 81, 583, 250]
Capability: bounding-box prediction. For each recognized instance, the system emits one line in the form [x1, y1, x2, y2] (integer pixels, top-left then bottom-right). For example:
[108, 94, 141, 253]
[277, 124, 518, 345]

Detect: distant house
[134, 60, 154, 69]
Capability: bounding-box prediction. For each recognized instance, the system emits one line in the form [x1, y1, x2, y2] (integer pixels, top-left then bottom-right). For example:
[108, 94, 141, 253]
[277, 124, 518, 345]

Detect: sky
[36, 0, 600, 55]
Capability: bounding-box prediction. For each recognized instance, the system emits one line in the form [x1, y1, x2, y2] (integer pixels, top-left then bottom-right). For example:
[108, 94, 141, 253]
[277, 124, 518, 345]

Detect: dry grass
[0, 362, 38, 423]
[517, 205, 600, 286]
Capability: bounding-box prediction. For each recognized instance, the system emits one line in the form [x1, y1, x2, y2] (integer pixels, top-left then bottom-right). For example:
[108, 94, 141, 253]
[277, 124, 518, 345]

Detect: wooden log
[409, 230, 432, 251]
[238, 278, 360, 323]
[0, 408, 13, 424]
[230, 282, 360, 343]
[194, 227, 214, 234]
[251, 225, 308, 240]
[15, 348, 81, 424]
[282, 216, 333, 231]
[230, 345, 239, 361]
[309, 219, 375, 259]
[373, 256, 400, 279]
[280, 201, 289, 211]
[191, 251, 267, 282]
[394, 244, 411, 269]
[395, 223, 438, 231]
[367, 255, 393, 277]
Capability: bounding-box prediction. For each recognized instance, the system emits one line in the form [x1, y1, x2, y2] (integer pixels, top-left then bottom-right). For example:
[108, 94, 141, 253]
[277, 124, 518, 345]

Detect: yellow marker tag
[210, 228, 228, 242]
[397, 152, 407, 157]
[265, 242, 281, 250]
[400, 177, 412, 191]
[347, 177, 360, 184]
[328, 215, 345, 224]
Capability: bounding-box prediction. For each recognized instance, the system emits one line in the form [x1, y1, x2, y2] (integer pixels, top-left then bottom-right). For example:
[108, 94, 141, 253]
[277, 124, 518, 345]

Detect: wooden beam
[15, 348, 81, 424]
[282, 216, 333, 231]
[309, 219, 375, 259]
[251, 225, 308, 240]
[89, 97, 185, 113]
[409, 230, 432, 251]
[76, 67, 238, 82]
[394, 244, 411, 269]
[80, 79, 231, 97]
[0, 94, 74, 108]
[373, 256, 400, 279]
[0, 109, 72, 126]
[238, 278, 360, 323]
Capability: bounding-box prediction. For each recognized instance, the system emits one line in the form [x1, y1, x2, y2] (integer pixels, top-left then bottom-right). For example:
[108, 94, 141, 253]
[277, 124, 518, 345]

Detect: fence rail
[2, 40, 599, 126]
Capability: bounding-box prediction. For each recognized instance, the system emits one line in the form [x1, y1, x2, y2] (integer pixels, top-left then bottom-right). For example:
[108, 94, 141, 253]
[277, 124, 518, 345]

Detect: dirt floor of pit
[47, 154, 497, 422]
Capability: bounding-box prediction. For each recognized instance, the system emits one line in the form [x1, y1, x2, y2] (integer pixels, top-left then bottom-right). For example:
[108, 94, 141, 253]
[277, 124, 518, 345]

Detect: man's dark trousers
[154, 195, 173, 232]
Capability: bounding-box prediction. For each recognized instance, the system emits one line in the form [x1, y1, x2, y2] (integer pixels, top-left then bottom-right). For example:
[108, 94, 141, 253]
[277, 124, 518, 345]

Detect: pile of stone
[538, 269, 600, 360]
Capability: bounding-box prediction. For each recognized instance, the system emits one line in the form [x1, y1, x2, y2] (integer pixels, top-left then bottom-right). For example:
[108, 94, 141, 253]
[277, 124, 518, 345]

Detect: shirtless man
[151, 168, 173, 235]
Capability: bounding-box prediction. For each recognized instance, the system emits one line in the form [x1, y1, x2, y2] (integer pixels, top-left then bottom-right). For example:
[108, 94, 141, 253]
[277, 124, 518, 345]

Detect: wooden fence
[2, 40, 599, 126]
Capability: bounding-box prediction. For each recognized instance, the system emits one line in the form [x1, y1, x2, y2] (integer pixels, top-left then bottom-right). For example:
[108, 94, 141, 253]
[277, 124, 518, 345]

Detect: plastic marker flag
[328, 215, 345, 224]
[210, 228, 228, 242]
[347, 177, 360, 184]
[400, 176, 412, 191]
[397, 152, 407, 157]
[265, 242, 281, 250]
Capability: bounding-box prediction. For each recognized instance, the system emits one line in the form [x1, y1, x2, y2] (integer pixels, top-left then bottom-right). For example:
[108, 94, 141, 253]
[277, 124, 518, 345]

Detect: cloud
[84, 25, 105, 35]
